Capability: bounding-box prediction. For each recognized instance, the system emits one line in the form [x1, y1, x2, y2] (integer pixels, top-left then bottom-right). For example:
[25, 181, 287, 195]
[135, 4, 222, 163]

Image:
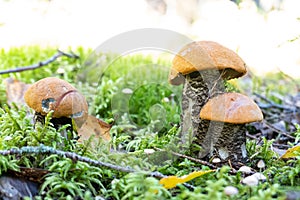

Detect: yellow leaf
[159, 170, 215, 189]
[159, 176, 182, 189]
[280, 145, 300, 159]
[181, 170, 214, 182]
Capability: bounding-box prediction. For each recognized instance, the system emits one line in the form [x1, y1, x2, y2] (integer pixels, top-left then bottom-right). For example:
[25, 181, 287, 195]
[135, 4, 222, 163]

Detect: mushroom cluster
[169, 41, 263, 164]
[24, 77, 88, 135]
[169, 41, 247, 144]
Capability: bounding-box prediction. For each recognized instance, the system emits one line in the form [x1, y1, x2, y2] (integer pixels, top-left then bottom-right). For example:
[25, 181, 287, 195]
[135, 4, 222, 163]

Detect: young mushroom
[169, 41, 247, 144]
[198, 92, 263, 163]
[24, 77, 88, 136]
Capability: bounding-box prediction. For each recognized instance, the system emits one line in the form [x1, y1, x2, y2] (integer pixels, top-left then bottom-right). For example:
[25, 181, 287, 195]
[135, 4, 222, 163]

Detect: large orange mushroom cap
[200, 93, 263, 124]
[169, 41, 247, 85]
[24, 77, 88, 128]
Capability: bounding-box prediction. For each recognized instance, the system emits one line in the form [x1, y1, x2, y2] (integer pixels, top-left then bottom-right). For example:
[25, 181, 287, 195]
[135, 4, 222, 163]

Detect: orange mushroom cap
[200, 93, 263, 124]
[24, 77, 88, 127]
[169, 41, 247, 85]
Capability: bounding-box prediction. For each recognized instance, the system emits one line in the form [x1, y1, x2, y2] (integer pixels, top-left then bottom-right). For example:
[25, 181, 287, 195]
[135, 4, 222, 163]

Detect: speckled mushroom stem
[180, 69, 226, 146]
[194, 120, 247, 163]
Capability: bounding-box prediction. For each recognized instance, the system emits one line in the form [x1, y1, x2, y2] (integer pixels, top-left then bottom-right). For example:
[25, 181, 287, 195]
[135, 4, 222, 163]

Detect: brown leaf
[280, 145, 300, 159]
[7, 167, 49, 183]
[4, 78, 31, 107]
[78, 115, 112, 143]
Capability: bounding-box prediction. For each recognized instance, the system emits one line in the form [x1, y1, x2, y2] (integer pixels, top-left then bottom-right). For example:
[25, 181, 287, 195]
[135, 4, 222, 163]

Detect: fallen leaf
[78, 115, 112, 143]
[159, 176, 181, 189]
[8, 167, 49, 183]
[159, 170, 215, 189]
[280, 145, 300, 159]
[4, 78, 31, 107]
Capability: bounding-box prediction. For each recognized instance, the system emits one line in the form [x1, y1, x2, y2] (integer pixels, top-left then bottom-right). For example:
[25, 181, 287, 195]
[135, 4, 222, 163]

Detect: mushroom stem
[50, 117, 73, 132]
[34, 112, 74, 139]
[180, 69, 225, 145]
[194, 120, 247, 162]
[198, 92, 263, 164]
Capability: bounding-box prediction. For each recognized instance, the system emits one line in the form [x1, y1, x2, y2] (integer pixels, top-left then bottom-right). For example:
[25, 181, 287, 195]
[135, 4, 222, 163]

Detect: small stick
[153, 147, 237, 174]
[227, 159, 233, 170]
[263, 120, 295, 140]
[272, 143, 290, 149]
[254, 93, 294, 111]
[0, 50, 79, 75]
[246, 133, 259, 140]
[0, 145, 196, 190]
[153, 147, 217, 169]
[247, 132, 290, 149]
[0, 145, 135, 173]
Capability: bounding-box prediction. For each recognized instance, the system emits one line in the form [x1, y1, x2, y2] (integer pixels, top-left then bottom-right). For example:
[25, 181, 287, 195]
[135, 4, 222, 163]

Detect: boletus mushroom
[198, 92, 263, 163]
[24, 77, 88, 135]
[169, 41, 247, 144]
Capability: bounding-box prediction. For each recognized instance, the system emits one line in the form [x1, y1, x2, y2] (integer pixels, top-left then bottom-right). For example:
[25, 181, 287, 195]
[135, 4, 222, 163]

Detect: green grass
[0, 46, 298, 199]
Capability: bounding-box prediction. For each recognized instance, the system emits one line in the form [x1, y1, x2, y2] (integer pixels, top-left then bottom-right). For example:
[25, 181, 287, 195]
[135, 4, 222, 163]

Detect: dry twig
[153, 147, 217, 169]
[0, 50, 79, 75]
[254, 93, 294, 111]
[0, 145, 196, 190]
[153, 147, 237, 174]
[263, 120, 295, 140]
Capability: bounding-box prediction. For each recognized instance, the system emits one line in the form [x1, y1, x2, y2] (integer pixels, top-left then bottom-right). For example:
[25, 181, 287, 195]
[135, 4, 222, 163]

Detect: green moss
[0, 46, 298, 199]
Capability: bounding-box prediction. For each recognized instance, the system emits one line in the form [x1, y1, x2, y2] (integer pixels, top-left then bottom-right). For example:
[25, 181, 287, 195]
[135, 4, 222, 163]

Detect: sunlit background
[0, 0, 299, 77]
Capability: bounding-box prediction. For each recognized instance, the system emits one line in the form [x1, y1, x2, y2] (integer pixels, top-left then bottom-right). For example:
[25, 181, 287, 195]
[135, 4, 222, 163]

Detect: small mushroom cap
[200, 93, 263, 124]
[24, 77, 88, 127]
[169, 41, 247, 85]
[242, 175, 259, 186]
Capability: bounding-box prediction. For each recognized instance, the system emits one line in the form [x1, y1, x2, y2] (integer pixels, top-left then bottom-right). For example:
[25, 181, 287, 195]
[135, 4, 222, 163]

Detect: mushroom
[198, 92, 263, 163]
[24, 77, 88, 135]
[169, 41, 247, 144]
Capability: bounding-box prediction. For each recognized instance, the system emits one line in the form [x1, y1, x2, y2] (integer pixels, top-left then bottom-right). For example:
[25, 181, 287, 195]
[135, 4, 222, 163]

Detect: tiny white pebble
[56, 68, 65, 74]
[111, 179, 119, 185]
[95, 196, 106, 200]
[257, 160, 265, 168]
[212, 157, 221, 163]
[4, 136, 12, 141]
[95, 196, 105, 200]
[242, 175, 259, 186]
[224, 186, 239, 196]
[252, 172, 267, 181]
[162, 97, 169, 103]
[238, 166, 252, 173]
[122, 88, 133, 94]
[144, 149, 155, 154]
[218, 148, 229, 159]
